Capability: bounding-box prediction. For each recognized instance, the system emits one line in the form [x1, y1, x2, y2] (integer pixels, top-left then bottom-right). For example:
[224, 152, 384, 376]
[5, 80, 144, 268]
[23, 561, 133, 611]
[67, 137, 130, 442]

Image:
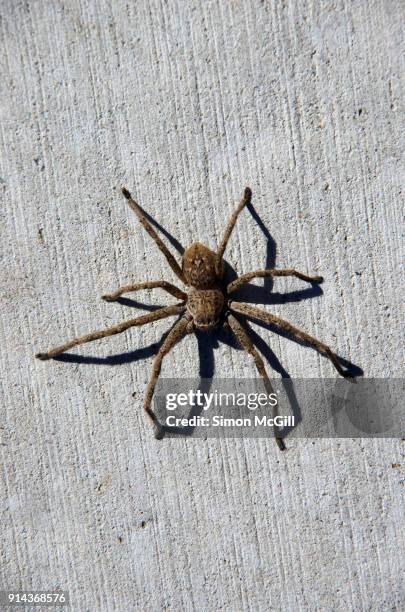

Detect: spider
[36, 186, 352, 450]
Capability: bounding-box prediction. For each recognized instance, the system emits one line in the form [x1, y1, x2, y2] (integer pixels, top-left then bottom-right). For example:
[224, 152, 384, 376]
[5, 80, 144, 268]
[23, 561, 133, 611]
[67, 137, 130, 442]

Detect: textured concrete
[1, 1, 404, 610]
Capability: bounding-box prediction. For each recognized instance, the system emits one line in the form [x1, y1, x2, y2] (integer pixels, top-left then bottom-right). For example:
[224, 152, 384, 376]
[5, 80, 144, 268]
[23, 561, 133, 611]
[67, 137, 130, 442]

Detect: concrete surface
[1, 1, 404, 610]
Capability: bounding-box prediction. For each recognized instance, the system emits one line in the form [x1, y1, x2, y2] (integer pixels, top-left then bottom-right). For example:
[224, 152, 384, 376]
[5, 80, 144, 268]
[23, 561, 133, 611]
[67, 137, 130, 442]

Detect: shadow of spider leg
[122, 188, 186, 284]
[35, 304, 185, 360]
[230, 302, 351, 378]
[226, 313, 286, 451]
[144, 315, 194, 439]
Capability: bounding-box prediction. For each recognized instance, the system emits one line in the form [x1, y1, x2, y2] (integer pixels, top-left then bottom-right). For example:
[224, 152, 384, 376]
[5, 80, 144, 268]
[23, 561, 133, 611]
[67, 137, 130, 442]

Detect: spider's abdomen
[182, 242, 218, 288]
[187, 288, 224, 330]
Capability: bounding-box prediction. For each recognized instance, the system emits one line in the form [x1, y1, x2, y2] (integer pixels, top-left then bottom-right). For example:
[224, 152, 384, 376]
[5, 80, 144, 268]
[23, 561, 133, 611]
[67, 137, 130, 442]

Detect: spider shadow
[134, 200, 185, 256]
[161, 202, 328, 440]
[232, 200, 324, 305]
[53, 201, 185, 367]
[54, 335, 163, 366]
[157, 329, 217, 438]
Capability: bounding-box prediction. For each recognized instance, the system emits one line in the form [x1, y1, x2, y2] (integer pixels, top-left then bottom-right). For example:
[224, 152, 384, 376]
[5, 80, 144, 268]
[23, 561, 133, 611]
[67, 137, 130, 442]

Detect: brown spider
[36, 187, 351, 449]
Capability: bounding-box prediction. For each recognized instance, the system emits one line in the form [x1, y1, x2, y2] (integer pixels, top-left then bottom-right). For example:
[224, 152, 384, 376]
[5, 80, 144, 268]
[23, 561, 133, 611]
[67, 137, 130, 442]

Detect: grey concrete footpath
[1, 1, 404, 610]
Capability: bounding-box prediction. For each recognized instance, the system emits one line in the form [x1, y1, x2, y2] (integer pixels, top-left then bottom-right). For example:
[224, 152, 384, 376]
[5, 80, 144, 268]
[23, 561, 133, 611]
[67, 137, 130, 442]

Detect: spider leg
[144, 315, 193, 438]
[226, 313, 285, 450]
[35, 304, 185, 360]
[122, 188, 186, 284]
[227, 268, 323, 294]
[215, 187, 252, 276]
[230, 302, 350, 378]
[102, 280, 187, 302]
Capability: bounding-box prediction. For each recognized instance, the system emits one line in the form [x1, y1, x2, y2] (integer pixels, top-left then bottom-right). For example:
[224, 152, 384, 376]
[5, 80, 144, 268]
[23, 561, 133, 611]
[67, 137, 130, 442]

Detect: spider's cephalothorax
[36, 186, 353, 450]
[183, 242, 224, 330]
[186, 285, 225, 330]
